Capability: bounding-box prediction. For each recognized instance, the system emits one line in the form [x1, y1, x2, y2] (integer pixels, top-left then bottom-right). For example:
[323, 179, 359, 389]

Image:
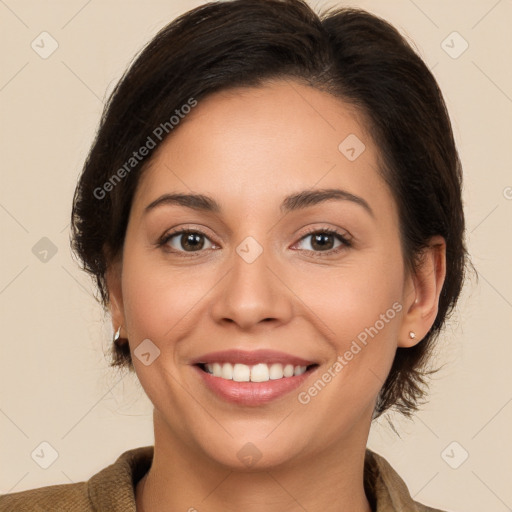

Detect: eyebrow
[144, 188, 374, 218]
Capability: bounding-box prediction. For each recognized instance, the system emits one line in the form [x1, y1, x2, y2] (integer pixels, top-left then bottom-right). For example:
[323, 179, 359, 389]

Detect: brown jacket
[0, 446, 448, 511]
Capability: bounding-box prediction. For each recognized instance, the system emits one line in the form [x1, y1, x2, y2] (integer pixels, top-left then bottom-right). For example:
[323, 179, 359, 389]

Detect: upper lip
[191, 349, 317, 367]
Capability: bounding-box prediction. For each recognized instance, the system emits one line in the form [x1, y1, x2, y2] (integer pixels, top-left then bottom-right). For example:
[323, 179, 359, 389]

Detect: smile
[191, 349, 320, 405]
[198, 362, 314, 382]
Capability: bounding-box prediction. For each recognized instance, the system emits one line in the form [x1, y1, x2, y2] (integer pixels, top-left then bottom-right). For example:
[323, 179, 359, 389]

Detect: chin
[198, 436, 306, 472]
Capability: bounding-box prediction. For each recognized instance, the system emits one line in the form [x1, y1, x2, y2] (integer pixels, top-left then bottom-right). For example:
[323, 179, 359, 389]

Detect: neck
[136, 412, 373, 512]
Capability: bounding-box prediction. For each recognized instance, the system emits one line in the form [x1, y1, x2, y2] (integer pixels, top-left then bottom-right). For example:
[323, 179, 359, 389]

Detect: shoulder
[0, 445, 154, 512]
[0, 481, 90, 512]
[365, 449, 453, 512]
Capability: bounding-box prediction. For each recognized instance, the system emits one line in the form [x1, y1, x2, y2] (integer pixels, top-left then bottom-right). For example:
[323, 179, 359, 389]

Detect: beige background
[1, 0, 511, 510]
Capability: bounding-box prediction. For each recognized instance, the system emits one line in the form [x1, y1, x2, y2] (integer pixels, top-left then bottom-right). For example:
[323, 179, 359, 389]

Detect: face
[109, 79, 430, 470]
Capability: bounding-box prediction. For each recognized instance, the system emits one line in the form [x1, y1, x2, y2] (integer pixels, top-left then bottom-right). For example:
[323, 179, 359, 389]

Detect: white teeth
[202, 362, 310, 381]
[232, 363, 250, 382]
[221, 362, 233, 380]
[294, 365, 306, 376]
[250, 363, 269, 382]
[269, 363, 283, 380]
[283, 364, 294, 377]
[212, 362, 222, 377]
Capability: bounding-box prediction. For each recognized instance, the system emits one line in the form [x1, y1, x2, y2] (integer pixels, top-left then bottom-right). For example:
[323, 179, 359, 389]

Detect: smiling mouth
[196, 362, 319, 382]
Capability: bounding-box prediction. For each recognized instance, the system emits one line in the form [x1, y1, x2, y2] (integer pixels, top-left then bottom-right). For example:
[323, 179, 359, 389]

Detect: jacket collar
[87, 446, 431, 511]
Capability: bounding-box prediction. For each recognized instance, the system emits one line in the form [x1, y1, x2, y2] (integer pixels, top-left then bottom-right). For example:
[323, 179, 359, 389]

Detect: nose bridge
[210, 232, 293, 329]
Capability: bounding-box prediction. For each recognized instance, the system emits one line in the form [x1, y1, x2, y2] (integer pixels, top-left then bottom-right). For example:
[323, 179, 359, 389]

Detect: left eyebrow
[144, 187, 374, 218]
[280, 188, 374, 218]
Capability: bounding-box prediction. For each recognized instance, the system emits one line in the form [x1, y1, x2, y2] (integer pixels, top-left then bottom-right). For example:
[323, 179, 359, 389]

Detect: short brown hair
[71, 0, 469, 417]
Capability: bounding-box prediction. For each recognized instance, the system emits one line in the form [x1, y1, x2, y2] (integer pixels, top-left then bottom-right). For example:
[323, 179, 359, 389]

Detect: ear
[398, 235, 446, 348]
[105, 260, 126, 338]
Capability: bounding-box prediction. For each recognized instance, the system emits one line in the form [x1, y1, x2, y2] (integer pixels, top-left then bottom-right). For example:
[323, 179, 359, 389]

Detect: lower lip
[193, 365, 316, 406]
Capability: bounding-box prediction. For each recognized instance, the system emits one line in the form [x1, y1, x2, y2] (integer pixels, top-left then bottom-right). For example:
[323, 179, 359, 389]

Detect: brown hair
[71, 0, 469, 417]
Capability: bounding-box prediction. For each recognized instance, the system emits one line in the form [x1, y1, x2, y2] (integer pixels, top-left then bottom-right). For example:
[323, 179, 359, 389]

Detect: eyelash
[298, 226, 352, 256]
[157, 226, 352, 258]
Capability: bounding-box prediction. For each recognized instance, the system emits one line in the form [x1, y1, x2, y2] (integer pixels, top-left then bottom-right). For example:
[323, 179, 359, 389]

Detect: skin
[107, 79, 446, 512]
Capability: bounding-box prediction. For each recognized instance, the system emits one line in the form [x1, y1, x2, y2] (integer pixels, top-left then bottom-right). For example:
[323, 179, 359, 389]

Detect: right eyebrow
[145, 193, 221, 214]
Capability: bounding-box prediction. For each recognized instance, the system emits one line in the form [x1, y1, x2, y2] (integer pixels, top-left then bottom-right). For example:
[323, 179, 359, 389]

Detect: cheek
[292, 266, 403, 440]
[121, 227, 405, 354]
[295, 248, 405, 397]
[119, 225, 210, 343]
[122, 261, 206, 346]
[330, 276, 403, 350]
[119, 245, 204, 409]
[296, 249, 404, 348]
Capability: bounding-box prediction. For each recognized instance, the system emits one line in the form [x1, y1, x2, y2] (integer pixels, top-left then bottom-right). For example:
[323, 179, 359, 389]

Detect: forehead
[133, 80, 395, 219]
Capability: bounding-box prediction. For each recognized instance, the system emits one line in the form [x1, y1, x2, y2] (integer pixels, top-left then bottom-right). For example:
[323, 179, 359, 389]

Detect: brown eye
[295, 228, 352, 254]
[161, 230, 214, 253]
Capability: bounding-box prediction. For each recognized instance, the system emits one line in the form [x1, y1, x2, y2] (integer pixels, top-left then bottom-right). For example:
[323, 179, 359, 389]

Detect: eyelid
[297, 225, 352, 244]
[158, 224, 353, 256]
[292, 225, 353, 254]
[158, 226, 218, 253]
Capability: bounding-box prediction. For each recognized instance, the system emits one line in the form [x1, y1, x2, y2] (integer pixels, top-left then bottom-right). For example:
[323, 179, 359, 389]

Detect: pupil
[312, 233, 333, 251]
[183, 233, 204, 251]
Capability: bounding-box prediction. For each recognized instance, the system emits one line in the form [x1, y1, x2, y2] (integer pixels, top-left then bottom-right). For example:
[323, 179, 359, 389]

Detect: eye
[293, 227, 352, 255]
[159, 229, 216, 254]
[158, 226, 352, 257]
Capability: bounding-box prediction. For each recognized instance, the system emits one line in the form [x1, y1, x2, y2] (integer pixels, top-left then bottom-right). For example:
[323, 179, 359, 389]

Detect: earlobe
[398, 236, 446, 348]
[105, 262, 126, 337]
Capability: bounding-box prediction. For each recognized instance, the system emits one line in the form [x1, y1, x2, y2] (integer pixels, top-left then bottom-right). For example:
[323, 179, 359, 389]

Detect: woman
[0, 0, 467, 510]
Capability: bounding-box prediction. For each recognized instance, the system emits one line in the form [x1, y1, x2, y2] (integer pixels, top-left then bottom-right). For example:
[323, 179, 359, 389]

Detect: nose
[210, 240, 294, 331]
